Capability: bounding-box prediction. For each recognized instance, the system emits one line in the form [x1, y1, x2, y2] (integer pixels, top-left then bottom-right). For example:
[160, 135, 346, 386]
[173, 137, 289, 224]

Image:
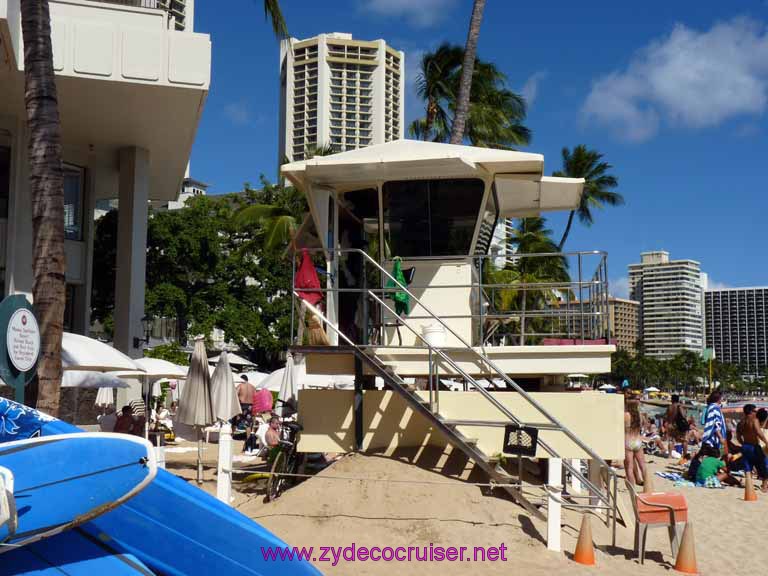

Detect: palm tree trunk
[557, 210, 576, 252]
[20, 0, 66, 416]
[449, 0, 486, 144]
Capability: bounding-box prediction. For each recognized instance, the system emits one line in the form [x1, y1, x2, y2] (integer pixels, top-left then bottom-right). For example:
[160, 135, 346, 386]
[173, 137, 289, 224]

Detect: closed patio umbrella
[177, 339, 213, 483]
[277, 352, 299, 417]
[210, 352, 240, 504]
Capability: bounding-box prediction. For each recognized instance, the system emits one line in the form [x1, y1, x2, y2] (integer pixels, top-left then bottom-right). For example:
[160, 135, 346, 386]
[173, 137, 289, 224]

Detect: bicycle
[265, 400, 304, 501]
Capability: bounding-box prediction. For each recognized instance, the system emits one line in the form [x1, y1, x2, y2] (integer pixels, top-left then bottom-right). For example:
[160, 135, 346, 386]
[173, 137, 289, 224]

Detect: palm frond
[262, 0, 288, 39]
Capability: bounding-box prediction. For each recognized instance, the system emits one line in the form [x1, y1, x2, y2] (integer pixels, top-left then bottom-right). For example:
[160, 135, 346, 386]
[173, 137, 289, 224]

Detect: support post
[113, 147, 149, 359]
[354, 354, 364, 451]
[570, 458, 583, 493]
[547, 458, 562, 552]
[216, 422, 233, 504]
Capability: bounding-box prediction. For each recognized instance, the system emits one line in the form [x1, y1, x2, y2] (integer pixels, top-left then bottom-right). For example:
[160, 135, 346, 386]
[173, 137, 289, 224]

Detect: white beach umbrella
[177, 339, 214, 483]
[94, 386, 115, 408]
[276, 353, 298, 417]
[61, 332, 142, 372]
[598, 383, 617, 391]
[210, 352, 240, 504]
[208, 352, 256, 369]
[643, 386, 660, 393]
[61, 371, 129, 389]
[210, 352, 240, 423]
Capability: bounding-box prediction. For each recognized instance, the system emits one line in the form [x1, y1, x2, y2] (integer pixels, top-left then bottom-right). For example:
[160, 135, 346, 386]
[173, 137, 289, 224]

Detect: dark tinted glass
[382, 179, 484, 257]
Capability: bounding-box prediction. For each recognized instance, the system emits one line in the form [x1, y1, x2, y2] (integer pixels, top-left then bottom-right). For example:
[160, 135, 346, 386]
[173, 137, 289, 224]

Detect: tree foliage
[554, 145, 623, 250]
[610, 349, 751, 393]
[91, 178, 306, 370]
[409, 43, 530, 149]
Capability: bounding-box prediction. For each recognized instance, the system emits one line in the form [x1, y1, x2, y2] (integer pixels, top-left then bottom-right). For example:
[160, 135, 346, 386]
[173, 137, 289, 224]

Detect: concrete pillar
[113, 147, 149, 359]
[5, 122, 33, 299]
[547, 458, 562, 552]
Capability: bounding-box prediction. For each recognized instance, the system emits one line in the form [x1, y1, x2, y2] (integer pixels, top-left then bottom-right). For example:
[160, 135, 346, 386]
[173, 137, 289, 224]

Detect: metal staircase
[292, 248, 619, 544]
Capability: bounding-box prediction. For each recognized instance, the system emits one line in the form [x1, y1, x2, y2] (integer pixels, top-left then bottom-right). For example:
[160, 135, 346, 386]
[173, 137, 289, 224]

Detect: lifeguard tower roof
[282, 139, 584, 218]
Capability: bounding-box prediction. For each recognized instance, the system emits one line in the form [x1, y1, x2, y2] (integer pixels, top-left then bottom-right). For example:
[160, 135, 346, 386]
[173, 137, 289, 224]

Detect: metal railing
[79, 0, 186, 30]
[290, 249, 611, 348]
[291, 248, 619, 543]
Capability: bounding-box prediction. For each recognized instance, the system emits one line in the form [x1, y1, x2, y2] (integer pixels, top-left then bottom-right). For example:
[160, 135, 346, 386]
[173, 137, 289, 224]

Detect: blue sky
[191, 0, 768, 296]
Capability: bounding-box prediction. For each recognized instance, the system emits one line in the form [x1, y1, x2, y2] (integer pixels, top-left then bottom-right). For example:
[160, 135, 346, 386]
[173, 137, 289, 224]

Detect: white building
[629, 251, 705, 358]
[0, 0, 211, 356]
[279, 32, 404, 163]
[164, 164, 208, 210]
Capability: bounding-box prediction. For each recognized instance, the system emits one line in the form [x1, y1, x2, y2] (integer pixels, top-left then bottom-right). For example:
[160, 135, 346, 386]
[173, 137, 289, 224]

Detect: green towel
[386, 259, 410, 316]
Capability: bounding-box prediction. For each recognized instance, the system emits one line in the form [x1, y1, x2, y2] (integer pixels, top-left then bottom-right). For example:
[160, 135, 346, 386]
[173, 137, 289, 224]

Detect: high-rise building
[279, 33, 404, 164]
[705, 287, 768, 376]
[609, 297, 640, 355]
[629, 251, 705, 358]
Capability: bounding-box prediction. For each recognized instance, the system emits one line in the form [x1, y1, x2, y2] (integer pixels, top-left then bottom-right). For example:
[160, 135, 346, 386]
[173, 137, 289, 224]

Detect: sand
[167, 441, 764, 575]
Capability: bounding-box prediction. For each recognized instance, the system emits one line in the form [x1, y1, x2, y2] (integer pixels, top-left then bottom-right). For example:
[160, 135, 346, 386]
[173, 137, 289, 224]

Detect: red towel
[295, 249, 323, 305]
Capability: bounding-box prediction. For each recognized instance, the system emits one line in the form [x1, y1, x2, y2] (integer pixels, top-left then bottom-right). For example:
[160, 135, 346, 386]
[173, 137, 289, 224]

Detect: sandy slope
[167, 442, 764, 575]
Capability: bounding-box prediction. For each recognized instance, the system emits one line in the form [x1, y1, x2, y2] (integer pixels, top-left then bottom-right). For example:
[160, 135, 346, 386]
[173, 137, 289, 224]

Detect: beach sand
[166, 440, 763, 574]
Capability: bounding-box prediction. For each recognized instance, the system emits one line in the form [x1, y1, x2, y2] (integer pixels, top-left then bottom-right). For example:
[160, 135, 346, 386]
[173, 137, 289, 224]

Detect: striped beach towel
[702, 403, 726, 449]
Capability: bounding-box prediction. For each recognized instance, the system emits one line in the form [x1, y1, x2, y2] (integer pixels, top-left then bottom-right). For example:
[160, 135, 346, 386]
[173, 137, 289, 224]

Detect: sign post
[0, 295, 40, 403]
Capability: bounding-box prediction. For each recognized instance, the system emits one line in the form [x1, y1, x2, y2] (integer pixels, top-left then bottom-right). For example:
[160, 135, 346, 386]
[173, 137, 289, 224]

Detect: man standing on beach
[737, 404, 768, 492]
[702, 391, 728, 459]
[236, 375, 256, 428]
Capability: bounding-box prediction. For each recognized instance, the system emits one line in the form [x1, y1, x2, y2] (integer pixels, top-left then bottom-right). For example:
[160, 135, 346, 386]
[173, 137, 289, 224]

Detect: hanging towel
[295, 248, 323, 305]
[386, 258, 410, 316]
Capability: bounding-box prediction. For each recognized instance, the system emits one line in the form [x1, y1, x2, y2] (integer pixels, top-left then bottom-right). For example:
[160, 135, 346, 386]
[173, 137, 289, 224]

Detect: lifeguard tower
[281, 140, 623, 549]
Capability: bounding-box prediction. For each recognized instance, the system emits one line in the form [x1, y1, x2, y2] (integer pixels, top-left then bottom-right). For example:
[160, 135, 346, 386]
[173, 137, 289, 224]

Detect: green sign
[702, 348, 716, 361]
[0, 295, 40, 403]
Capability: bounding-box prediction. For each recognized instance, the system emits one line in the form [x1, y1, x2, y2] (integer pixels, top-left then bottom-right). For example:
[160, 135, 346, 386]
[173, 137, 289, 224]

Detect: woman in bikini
[624, 396, 647, 486]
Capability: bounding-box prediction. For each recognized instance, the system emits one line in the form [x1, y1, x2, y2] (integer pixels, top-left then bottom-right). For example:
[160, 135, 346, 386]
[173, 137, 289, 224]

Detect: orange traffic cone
[573, 515, 596, 566]
[674, 522, 698, 574]
[643, 473, 655, 494]
[745, 472, 759, 502]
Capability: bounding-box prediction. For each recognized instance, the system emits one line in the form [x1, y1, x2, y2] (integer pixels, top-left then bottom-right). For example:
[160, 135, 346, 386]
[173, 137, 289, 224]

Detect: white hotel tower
[629, 251, 706, 358]
[279, 33, 404, 163]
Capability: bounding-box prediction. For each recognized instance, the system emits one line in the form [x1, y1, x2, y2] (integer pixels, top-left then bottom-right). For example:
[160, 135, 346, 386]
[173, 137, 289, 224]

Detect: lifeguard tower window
[382, 179, 485, 257]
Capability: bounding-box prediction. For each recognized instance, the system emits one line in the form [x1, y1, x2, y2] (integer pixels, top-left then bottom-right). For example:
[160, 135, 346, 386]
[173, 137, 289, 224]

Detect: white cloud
[583, 17, 768, 141]
[611, 276, 630, 299]
[519, 71, 548, 107]
[223, 101, 252, 126]
[707, 279, 732, 291]
[361, 0, 458, 28]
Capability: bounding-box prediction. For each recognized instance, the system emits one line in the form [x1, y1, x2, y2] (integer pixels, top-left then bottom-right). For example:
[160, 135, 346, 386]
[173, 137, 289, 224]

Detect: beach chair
[624, 479, 687, 564]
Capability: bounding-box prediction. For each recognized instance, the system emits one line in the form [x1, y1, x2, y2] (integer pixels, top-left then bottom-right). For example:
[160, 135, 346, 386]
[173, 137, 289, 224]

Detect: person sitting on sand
[642, 421, 668, 456]
[265, 416, 281, 448]
[665, 394, 689, 459]
[737, 404, 768, 493]
[686, 417, 703, 444]
[695, 444, 736, 488]
[114, 406, 134, 434]
[624, 396, 647, 486]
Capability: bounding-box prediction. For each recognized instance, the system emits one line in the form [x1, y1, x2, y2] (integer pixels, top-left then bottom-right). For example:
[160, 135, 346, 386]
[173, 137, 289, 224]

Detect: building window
[382, 179, 485, 258]
[0, 146, 9, 219]
[64, 164, 84, 241]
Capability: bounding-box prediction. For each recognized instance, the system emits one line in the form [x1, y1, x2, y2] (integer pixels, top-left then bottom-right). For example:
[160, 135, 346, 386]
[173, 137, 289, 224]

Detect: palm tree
[450, 0, 487, 144]
[554, 145, 622, 251]
[20, 0, 66, 416]
[490, 217, 569, 344]
[412, 43, 463, 141]
[409, 47, 530, 148]
[262, 0, 288, 38]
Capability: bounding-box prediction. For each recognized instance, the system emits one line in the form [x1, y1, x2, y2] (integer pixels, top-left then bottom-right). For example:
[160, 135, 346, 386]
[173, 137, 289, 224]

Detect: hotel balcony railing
[83, 0, 186, 30]
[290, 249, 612, 348]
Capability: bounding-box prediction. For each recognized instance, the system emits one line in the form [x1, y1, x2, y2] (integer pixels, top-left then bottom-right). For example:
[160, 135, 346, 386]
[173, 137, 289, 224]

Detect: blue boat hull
[0, 399, 320, 575]
[0, 528, 156, 575]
